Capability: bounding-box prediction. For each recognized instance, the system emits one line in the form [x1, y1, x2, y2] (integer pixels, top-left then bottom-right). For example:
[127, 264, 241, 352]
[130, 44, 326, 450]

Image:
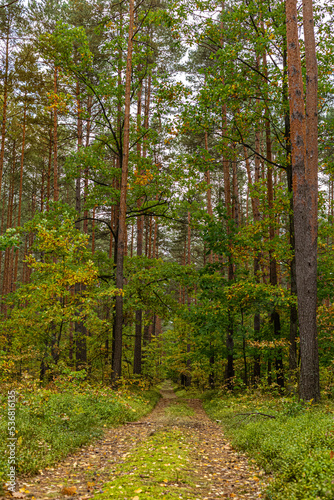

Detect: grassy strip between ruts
[164, 402, 195, 418]
[203, 392, 334, 500]
[0, 378, 160, 485]
[93, 428, 198, 500]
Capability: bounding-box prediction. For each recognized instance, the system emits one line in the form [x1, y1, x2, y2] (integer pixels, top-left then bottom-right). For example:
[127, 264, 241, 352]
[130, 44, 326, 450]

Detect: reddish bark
[75, 80, 83, 230]
[53, 68, 59, 202]
[286, 0, 320, 401]
[152, 216, 158, 258]
[47, 124, 52, 211]
[0, 28, 9, 200]
[14, 97, 27, 286]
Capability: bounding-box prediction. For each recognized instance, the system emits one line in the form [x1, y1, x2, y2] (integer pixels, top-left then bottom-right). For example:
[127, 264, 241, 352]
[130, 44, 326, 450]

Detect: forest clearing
[1, 0, 334, 497]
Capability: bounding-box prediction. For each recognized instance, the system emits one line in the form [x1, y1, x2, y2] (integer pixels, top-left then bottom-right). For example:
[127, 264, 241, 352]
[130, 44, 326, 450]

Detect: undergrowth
[203, 392, 334, 499]
[0, 376, 160, 486]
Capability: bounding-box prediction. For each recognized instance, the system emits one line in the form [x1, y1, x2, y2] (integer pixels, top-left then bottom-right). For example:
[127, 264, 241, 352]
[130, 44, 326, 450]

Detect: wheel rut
[11, 383, 267, 500]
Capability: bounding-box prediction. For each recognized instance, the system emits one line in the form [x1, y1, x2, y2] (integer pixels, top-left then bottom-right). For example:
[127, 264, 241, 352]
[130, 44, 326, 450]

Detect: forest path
[15, 382, 267, 500]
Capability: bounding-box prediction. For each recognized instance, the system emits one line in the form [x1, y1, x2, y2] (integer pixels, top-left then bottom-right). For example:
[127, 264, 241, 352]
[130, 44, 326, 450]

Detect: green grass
[164, 401, 195, 418]
[93, 428, 198, 499]
[203, 392, 334, 499]
[173, 387, 203, 399]
[0, 381, 160, 484]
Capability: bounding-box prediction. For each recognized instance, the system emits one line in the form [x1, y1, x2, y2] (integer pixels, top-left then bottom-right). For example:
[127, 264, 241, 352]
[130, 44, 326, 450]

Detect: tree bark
[75, 282, 87, 370]
[0, 27, 9, 201]
[286, 0, 320, 401]
[283, 45, 298, 376]
[83, 96, 92, 234]
[47, 124, 52, 211]
[112, 0, 135, 381]
[53, 67, 59, 202]
[133, 73, 143, 375]
[14, 97, 27, 287]
[263, 49, 284, 389]
[2, 141, 16, 313]
[300, 0, 320, 400]
[222, 97, 234, 388]
[75, 80, 83, 230]
[74, 81, 87, 367]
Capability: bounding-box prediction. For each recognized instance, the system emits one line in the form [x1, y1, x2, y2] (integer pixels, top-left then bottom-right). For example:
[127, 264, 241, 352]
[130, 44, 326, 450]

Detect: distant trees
[0, 0, 334, 396]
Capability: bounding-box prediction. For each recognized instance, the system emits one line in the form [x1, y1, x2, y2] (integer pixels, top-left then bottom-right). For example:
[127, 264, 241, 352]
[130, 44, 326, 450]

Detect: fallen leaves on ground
[5, 383, 268, 500]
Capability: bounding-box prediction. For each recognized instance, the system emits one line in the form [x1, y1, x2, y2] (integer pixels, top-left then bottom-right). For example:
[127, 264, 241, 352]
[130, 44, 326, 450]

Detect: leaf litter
[3, 383, 268, 500]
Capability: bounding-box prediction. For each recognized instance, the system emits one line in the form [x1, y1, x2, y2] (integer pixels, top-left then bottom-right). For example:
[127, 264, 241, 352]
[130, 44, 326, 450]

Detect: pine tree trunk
[133, 76, 143, 375]
[83, 96, 92, 234]
[53, 68, 59, 202]
[74, 81, 87, 369]
[112, 0, 135, 381]
[2, 142, 16, 314]
[222, 105, 234, 388]
[0, 28, 9, 201]
[0, 178, 7, 288]
[92, 206, 96, 254]
[75, 80, 83, 230]
[252, 55, 262, 384]
[41, 166, 45, 212]
[14, 98, 27, 287]
[75, 282, 87, 371]
[300, 0, 320, 400]
[185, 210, 192, 387]
[204, 130, 213, 264]
[283, 46, 298, 376]
[263, 50, 285, 388]
[47, 124, 52, 211]
[286, 0, 320, 401]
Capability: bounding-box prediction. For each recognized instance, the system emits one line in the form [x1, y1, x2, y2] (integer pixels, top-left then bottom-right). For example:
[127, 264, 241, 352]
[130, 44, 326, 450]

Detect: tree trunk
[185, 210, 192, 387]
[286, 0, 320, 401]
[2, 142, 16, 314]
[14, 97, 27, 287]
[53, 67, 59, 202]
[300, 0, 320, 401]
[83, 96, 92, 234]
[75, 283, 87, 371]
[0, 28, 9, 201]
[263, 51, 285, 388]
[133, 74, 143, 375]
[75, 80, 83, 230]
[47, 124, 52, 211]
[92, 206, 96, 254]
[253, 55, 262, 384]
[0, 178, 7, 287]
[284, 46, 298, 376]
[112, 0, 135, 381]
[222, 99, 234, 388]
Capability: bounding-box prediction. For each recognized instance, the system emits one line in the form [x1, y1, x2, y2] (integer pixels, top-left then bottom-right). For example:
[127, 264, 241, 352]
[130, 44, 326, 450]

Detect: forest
[1, 0, 334, 498]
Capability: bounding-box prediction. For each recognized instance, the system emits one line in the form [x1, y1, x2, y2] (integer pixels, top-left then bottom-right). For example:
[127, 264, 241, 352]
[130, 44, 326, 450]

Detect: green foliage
[125, 257, 192, 318]
[1, 206, 119, 378]
[204, 393, 334, 499]
[0, 228, 21, 251]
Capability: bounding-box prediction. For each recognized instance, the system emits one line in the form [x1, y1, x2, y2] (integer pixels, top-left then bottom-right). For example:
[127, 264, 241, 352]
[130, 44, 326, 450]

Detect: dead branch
[235, 412, 276, 419]
[125, 421, 152, 425]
